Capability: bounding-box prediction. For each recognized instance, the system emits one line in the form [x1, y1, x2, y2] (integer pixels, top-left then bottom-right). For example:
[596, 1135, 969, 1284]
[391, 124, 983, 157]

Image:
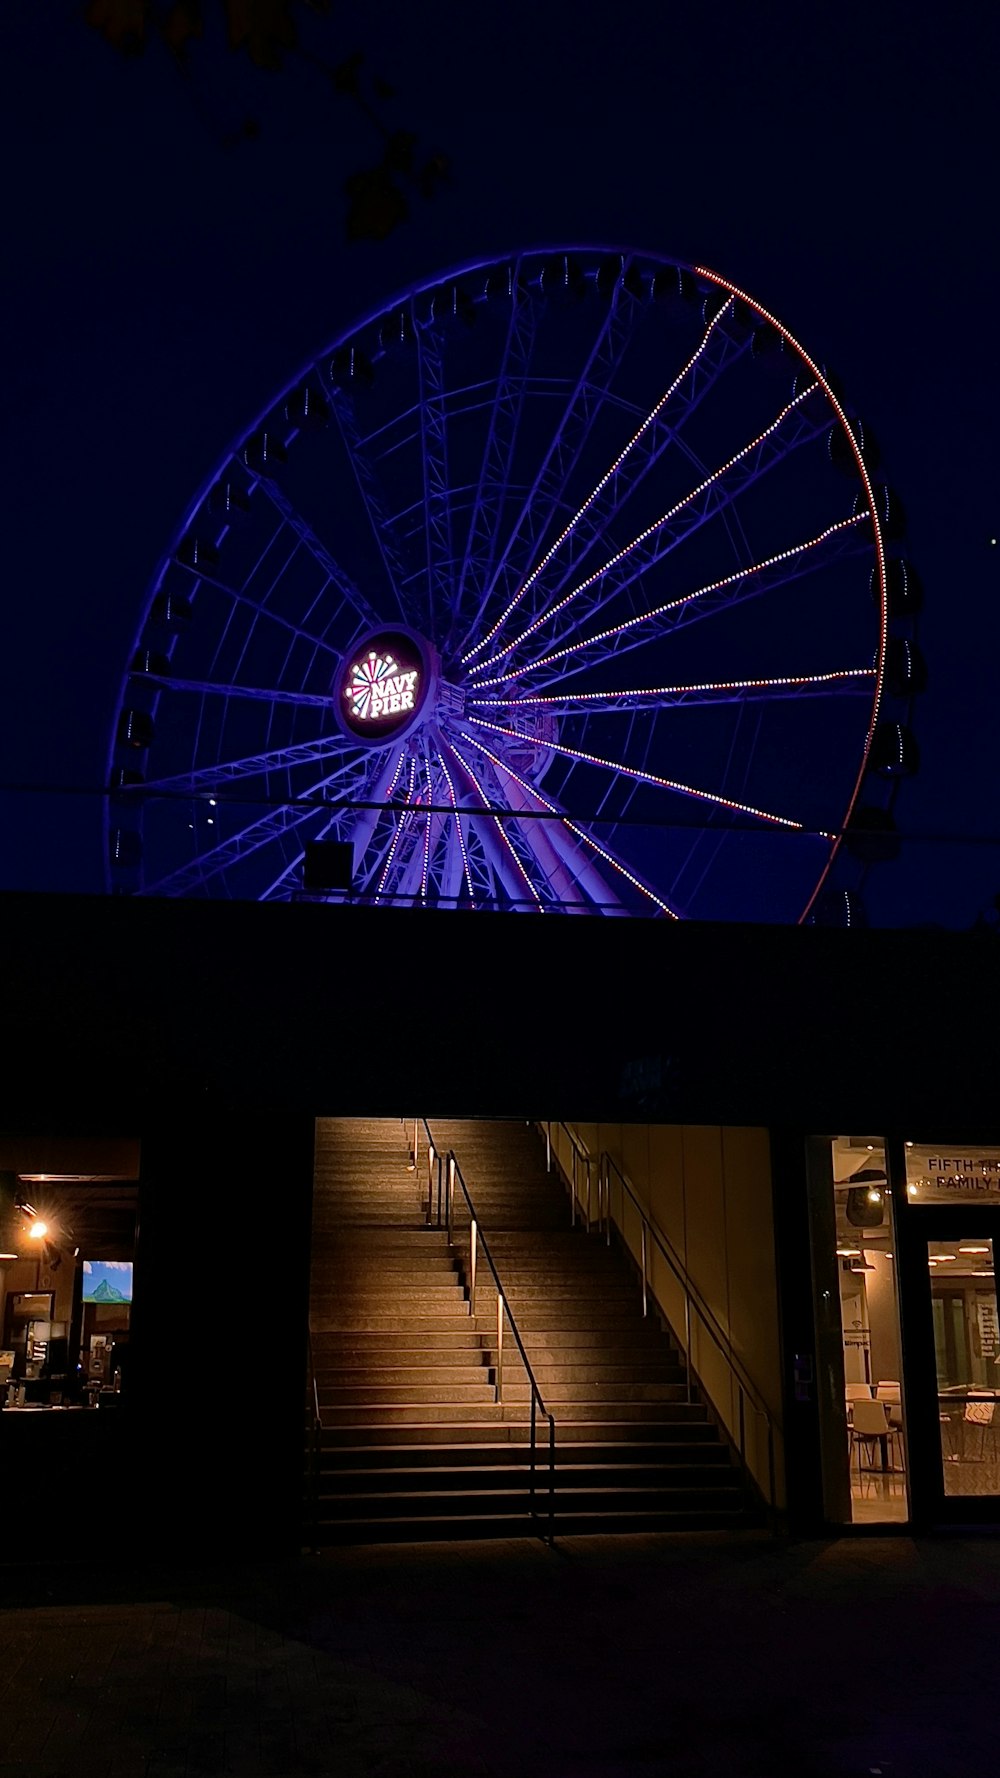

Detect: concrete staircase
[308, 1117, 758, 1542]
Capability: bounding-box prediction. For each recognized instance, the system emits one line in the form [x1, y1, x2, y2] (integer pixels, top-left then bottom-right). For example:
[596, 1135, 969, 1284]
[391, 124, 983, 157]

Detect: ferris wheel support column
[537, 814, 632, 916]
[496, 770, 620, 914]
[441, 742, 544, 911]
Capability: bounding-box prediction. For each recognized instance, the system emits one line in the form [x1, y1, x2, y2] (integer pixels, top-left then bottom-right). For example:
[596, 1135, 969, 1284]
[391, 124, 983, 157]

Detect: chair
[851, 1398, 891, 1472]
[963, 1398, 996, 1461]
[846, 1382, 874, 1403]
[876, 1381, 903, 1428]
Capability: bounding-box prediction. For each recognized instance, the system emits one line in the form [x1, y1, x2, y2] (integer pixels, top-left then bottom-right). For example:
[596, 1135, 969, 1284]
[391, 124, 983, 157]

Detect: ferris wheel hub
[334, 625, 440, 747]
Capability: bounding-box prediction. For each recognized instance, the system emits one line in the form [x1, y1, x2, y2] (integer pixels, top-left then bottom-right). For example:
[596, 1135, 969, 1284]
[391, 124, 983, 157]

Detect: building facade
[2, 892, 998, 1555]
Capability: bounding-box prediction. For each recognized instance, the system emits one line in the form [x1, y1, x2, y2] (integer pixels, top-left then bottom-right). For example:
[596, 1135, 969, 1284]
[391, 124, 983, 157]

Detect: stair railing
[543, 1121, 594, 1228]
[406, 1115, 446, 1226]
[306, 1323, 322, 1553]
[441, 1144, 556, 1544]
[599, 1151, 777, 1508]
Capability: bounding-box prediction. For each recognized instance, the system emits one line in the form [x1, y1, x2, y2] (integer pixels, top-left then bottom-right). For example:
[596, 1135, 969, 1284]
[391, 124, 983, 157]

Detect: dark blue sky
[1, 0, 996, 926]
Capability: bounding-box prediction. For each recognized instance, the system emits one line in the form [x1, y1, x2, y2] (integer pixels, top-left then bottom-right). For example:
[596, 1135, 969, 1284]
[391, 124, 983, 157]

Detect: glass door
[927, 1236, 1000, 1496]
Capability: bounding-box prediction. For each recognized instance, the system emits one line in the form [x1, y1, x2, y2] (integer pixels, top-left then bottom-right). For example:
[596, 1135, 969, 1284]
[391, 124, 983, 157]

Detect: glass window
[828, 1137, 908, 1524]
[905, 1144, 1000, 1206]
[930, 1237, 1000, 1495]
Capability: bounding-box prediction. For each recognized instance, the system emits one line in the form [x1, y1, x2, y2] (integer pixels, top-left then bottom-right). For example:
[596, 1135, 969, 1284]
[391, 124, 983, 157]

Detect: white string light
[460, 304, 732, 663]
[375, 755, 417, 902]
[464, 717, 824, 833]
[445, 739, 545, 910]
[469, 666, 876, 709]
[468, 381, 821, 677]
[458, 730, 680, 918]
[691, 262, 891, 923]
[436, 747, 475, 902]
[472, 514, 867, 689]
[420, 751, 434, 900]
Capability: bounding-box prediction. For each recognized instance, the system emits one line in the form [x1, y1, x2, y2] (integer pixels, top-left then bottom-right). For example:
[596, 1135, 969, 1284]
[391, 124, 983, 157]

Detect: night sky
[1, 1, 996, 927]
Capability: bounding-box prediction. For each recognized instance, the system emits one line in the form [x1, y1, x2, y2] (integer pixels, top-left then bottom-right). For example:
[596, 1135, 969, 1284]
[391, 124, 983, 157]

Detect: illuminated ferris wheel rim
[108, 244, 913, 922]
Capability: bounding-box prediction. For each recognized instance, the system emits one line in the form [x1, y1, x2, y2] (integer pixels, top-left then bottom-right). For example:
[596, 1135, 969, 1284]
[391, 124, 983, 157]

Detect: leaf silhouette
[85, 0, 149, 52]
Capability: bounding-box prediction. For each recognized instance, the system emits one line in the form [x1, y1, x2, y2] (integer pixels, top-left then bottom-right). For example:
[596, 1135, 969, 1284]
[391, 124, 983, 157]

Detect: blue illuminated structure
[107, 250, 921, 918]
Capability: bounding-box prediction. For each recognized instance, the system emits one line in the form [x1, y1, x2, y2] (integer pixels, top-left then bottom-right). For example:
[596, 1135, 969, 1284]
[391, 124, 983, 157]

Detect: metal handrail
[447, 1150, 556, 1544]
[543, 1120, 594, 1228]
[600, 1150, 776, 1508]
[412, 1118, 555, 1541]
[408, 1116, 445, 1226]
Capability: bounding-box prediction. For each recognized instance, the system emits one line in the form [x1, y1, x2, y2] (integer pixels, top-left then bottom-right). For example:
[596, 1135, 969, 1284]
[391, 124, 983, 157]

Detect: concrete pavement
[1, 1530, 994, 1777]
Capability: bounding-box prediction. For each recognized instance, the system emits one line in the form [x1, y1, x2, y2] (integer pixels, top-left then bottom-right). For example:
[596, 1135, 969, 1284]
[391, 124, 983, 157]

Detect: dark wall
[129, 1110, 316, 1560]
[3, 892, 999, 1137]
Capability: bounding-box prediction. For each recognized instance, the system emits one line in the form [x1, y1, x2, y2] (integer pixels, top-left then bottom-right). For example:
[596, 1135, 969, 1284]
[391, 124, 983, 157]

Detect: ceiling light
[867, 1188, 883, 1204]
[960, 1246, 991, 1254]
[28, 1220, 47, 1240]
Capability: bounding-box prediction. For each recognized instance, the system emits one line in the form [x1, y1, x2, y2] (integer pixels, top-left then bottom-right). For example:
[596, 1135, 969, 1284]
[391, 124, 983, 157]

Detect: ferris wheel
[107, 249, 922, 921]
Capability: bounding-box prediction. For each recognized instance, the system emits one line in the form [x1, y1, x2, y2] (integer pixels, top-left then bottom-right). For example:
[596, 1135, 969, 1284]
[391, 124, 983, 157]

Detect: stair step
[320, 1417, 717, 1447]
[513, 1367, 689, 1387]
[323, 1483, 745, 1518]
[307, 1118, 755, 1543]
[311, 1315, 478, 1332]
[322, 1464, 738, 1493]
[324, 1440, 731, 1470]
[313, 1334, 489, 1354]
[322, 1402, 506, 1425]
[316, 1366, 490, 1388]
[315, 1506, 752, 1544]
[320, 1384, 497, 1406]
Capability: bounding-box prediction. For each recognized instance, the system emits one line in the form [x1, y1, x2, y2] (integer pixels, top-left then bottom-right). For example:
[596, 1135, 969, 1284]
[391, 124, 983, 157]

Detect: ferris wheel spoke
[469, 382, 828, 679]
[456, 258, 646, 658]
[251, 473, 381, 631]
[329, 384, 414, 624]
[374, 759, 421, 904]
[258, 776, 374, 900]
[174, 556, 343, 659]
[139, 801, 319, 898]
[141, 674, 336, 711]
[462, 303, 746, 664]
[444, 739, 546, 910]
[463, 717, 822, 835]
[414, 324, 455, 640]
[448, 271, 539, 646]
[474, 512, 870, 693]
[139, 734, 366, 797]
[472, 666, 877, 718]
[137, 740, 382, 896]
[435, 745, 476, 903]
[457, 728, 680, 917]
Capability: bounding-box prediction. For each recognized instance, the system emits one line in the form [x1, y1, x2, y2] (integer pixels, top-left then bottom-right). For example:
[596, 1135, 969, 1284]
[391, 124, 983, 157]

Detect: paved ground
[1, 1530, 997, 1778]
